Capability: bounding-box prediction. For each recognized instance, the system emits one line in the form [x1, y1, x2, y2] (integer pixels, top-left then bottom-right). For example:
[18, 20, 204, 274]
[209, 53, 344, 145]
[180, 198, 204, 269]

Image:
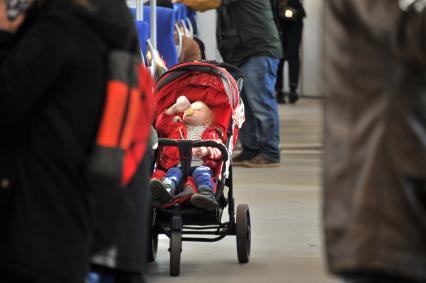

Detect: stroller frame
[148, 61, 250, 276]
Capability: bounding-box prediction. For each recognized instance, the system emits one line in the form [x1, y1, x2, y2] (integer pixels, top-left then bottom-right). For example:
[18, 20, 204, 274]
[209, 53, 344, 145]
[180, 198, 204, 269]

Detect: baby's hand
[192, 147, 208, 158]
[165, 96, 191, 115]
[174, 96, 191, 112]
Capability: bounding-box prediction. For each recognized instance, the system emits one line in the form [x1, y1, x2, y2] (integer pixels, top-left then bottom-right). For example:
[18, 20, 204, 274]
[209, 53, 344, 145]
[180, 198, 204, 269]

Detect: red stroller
[148, 61, 250, 276]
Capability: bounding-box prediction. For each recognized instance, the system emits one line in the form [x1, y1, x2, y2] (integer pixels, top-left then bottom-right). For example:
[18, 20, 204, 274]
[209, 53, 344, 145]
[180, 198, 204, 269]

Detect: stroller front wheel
[147, 232, 158, 262]
[236, 204, 251, 263]
[169, 230, 182, 276]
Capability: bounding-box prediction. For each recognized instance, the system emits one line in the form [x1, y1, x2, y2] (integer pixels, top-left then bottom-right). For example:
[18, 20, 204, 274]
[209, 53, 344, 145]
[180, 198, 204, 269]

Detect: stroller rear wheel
[169, 230, 182, 276]
[236, 204, 251, 263]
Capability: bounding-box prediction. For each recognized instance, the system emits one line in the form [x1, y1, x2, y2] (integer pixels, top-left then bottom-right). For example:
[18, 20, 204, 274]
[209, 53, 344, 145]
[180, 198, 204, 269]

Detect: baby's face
[183, 101, 212, 126]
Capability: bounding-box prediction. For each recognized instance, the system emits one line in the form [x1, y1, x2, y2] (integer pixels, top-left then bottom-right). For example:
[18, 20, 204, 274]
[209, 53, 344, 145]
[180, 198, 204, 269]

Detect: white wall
[196, 11, 219, 61]
[301, 0, 324, 96]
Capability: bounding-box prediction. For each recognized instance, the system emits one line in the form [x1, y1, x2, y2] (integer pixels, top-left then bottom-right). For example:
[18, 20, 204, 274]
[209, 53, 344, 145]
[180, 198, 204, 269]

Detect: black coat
[0, 0, 138, 282]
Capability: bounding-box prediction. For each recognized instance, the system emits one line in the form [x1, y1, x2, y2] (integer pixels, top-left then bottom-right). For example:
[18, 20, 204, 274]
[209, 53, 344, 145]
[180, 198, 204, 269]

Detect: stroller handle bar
[158, 138, 229, 162]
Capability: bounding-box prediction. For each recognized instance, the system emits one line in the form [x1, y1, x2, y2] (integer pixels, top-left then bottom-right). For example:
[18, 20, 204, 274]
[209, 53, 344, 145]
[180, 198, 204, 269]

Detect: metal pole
[136, 0, 143, 21]
[150, 0, 157, 49]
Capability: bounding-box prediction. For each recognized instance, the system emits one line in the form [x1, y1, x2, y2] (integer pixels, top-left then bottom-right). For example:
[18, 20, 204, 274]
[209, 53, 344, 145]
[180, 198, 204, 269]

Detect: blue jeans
[239, 56, 280, 161]
[164, 166, 214, 191]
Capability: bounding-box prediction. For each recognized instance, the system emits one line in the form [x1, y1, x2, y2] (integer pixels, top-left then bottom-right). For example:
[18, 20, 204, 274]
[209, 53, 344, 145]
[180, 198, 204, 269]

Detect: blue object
[192, 166, 214, 191]
[187, 7, 198, 35]
[173, 3, 188, 31]
[129, 6, 179, 68]
[86, 272, 100, 283]
[164, 166, 214, 191]
[134, 20, 149, 63]
[172, 4, 182, 21]
[176, 3, 187, 21]
[163, 167, 183, 190]
[143, 6, 178, 68]
[176, 3, 189, 31]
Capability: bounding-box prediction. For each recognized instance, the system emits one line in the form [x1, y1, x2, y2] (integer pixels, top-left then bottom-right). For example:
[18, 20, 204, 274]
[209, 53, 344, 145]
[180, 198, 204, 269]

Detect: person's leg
[275, 58, 285, 103]
[190, 166, 218, 210]
[163, 167, 183, 191]
[191, 166, 214, 190]
[275, 22, 288, 103]
[233, 85, 261, 165]
[240, 56, 281, 166]
[287, 20, 303, 104]
[150, 167, 182, 203]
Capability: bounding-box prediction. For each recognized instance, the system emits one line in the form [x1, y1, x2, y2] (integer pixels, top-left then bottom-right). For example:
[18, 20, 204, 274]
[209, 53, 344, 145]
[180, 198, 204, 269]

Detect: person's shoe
[243, 154, 280, 168]
[233, 151, 257, 166]
[276, 91, 286, 104]
[277, 96, 287, 104]
[150, 179, 174, 203]
[191, 188, 218, 211]
[288, 91, 299, 104]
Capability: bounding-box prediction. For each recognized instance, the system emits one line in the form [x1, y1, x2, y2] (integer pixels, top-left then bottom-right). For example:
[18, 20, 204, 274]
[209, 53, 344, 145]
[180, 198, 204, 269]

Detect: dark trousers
[276, 19, 303, 94]
[341, 271, 423, 283]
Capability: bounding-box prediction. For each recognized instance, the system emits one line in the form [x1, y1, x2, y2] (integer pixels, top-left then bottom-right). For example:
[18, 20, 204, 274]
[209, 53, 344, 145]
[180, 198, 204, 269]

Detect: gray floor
[146, 98, 338, 283]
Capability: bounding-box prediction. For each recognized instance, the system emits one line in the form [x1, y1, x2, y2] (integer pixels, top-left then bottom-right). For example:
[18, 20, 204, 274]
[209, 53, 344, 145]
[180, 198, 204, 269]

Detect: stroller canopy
[155, 61, 245, 144]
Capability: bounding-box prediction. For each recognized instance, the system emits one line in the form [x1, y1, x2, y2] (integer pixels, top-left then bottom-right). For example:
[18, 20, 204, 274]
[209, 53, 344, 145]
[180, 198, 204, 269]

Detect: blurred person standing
[323, 1, 426, 282]
[275, 0, 305, 104]
[173, 0, 283, 168]
[0, 0, 142, 282]
[89, 154, 152, 283]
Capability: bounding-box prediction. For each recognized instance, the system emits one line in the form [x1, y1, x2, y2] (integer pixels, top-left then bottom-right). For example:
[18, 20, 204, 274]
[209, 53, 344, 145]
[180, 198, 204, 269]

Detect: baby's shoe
[150, 179, 174, 203]
[191, 187, 218, 211]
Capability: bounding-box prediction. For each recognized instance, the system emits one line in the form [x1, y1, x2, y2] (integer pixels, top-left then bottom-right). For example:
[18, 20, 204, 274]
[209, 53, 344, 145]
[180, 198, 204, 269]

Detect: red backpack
[89, 50, 155, 187]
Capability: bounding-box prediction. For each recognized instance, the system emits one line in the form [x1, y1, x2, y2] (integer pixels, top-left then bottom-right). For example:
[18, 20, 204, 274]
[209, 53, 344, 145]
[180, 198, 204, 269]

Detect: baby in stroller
[150, 95, 225, 211]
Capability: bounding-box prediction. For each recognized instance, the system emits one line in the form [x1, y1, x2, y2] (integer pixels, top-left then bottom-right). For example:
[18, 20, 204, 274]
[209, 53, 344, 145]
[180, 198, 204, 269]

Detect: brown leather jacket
[323, 0, 426, 281]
